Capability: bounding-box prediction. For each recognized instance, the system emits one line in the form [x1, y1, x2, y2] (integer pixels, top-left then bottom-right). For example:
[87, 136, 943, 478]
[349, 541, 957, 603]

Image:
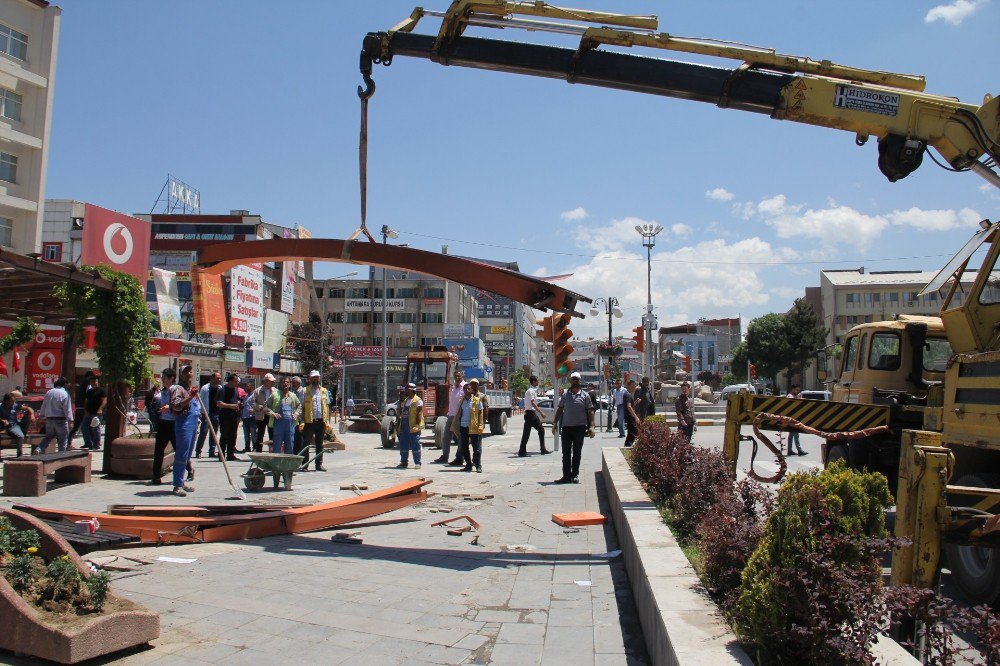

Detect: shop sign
[26, 349, 62, 392]
[148, 338, 182, 356]
[344, 298, 405, 312]
[443, 323, 474, 338]
[224, 334, 246, 348]
[247, 350, 279, 370]
[230, 264, 265, 348]
[334, 345, 387, 358]
[224, 350, 245, 363]
[180, 343, 220, 358]
[423, 298, 443, 305]
[490, 325, 514, 334]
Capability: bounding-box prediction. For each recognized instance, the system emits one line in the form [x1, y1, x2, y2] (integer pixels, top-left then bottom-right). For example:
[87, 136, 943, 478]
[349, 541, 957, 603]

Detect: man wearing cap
[450, 379, 486, 472]
[397, 382, 424, 469]
[251, 373, 277, 452]
[518, 375, 549, 457]
[552, 371, 596, 484]
[436, 368, 465, 464]
[299, 370, 331, 471]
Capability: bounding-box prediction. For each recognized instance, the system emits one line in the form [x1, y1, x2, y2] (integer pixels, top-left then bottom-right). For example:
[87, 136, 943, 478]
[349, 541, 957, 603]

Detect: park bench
[2, 451, 92, 497]
[0, 432, 46, 457]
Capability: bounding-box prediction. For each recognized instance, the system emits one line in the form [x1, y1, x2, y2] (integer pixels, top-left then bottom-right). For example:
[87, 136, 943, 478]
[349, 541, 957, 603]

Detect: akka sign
[80, 204, 151, 283]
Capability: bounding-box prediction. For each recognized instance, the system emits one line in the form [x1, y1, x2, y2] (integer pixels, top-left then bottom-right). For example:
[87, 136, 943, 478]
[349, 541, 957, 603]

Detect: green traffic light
[556, 364, 570, 376]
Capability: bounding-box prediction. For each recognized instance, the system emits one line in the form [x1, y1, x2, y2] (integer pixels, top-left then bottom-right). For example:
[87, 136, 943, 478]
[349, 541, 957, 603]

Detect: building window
[346, 336, 366, 345]
[42, 242, 62, 262]
[0, 88, 21, 122]
[421, 312, 443, 323]
[845, 292, 860, 307]
[0, 152, 17, 183]
[323, 311, 343, 324]
[423, 287, 444, 298]
[346, 313, 368, 324]
[395, 287, 418, 298]
[887, 292, 899, 303]
[393, 312, 416, 324]
[0, 216, 11, 246]
[327, 288, 345, 298]
[420, 337, 441, 347]
[347, 288, 368, 298]
[0, 24, 28, 61]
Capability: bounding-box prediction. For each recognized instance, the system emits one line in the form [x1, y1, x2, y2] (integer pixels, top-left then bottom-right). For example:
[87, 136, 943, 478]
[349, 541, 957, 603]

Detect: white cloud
[925, 0, 987, 24]
[887, 206, 982, 231]
[572, 216, 659, 253]
[706, 187, 734, 201]
[671, 223, 692, 238]
[980, 183, 1000, 200]
[560, 206, 588, 222]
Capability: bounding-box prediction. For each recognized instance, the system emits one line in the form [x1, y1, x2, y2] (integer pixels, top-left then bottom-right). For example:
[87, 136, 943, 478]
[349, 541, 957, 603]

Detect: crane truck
[358, 1, 1000, 607]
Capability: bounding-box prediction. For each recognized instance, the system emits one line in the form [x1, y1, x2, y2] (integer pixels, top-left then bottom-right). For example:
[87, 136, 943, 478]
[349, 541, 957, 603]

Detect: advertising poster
[191, 268, 228, 334]
[296, 225, 310, 278]
[230, 264, 265, 349]
[26, 349, 62, 392]
[80, 204, 151, 283]
[263, 309, 288, 354]
[151, 267, 183, 334]
[281, 229, 295, 314]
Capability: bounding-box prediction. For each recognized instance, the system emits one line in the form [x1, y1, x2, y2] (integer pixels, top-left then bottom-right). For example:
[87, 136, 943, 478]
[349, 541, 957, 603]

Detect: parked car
[800, 390, 831, 401]
[720, 384, 757, 402]
[349, 399, 378, 416]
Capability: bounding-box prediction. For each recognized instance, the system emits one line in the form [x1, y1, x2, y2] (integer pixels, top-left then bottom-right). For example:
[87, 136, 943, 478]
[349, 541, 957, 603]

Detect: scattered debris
[500, 544, 538, 553]
[442, 493, 494, 500]
[156, 556, 197, 564]
[510, 482, 521, 487]
[521, 521, 546, 533]
[429, 508, 454, 514]
[592, 549, 622, 559]
[469, 534, 481, 546]
[340, 484, 369, 493]
[551, 512, 606, 527]
[562, 528, 581, 534]
[431, 515, 481, 530]
[83, 555, 143, 572]
[331, 532, 363, 544]
[574, 580, 593, 587]
[447, 526, 472, 536]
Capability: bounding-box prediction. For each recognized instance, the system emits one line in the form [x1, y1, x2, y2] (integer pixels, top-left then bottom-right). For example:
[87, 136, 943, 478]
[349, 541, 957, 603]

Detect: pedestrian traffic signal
[632, 326, 645, 354]
[552, 313, 574, 376]
[749, 363, 758, 381]
[535, 316, 554, 342]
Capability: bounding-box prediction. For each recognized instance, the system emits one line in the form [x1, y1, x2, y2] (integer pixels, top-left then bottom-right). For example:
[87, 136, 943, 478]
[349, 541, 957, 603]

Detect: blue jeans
[272, 419, 295, 454]
[195, 413, 219, 456]
[81, 414, 101, 450]
[242, 417, 256, 452]
[615, 405, 625, 436]
[399, 418, 421, 465]
[787, 431, 802, 454]
[173, 412, 198, 488]
[442, 416, 458, 459]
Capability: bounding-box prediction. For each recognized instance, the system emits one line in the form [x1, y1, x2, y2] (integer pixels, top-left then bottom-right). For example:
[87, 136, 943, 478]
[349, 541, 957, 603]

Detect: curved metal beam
[196, 238, 591, 316]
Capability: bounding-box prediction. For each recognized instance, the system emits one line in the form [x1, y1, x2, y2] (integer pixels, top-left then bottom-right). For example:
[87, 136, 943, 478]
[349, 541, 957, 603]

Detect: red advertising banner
[191, 267, 228, 334]
[80, 204, 151, 283]
[148, 338, 183, 356]
[334, 345, 389, 359]
[26, 349, 62, 392]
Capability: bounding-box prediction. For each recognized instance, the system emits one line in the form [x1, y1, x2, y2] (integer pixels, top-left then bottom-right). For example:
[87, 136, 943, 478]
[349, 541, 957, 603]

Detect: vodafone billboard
[81, 204, 151, 283]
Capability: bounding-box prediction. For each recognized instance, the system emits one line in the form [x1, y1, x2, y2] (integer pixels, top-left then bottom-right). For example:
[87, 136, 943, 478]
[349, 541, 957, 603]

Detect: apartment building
[0, 0, 59, 254]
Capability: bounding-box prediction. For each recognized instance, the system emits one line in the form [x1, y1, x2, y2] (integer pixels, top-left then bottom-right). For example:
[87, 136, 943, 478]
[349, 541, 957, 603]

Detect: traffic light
[683, 355, 692, 373]
[632, 326, 645, 354]
[535, 316, 554, 342]
[553, 313, 574, 376]
[749, 363, 758, 381]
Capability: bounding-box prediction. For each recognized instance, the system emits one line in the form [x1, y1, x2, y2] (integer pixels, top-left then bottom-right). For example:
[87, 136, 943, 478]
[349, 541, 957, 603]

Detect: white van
[720, 384, 757, 402]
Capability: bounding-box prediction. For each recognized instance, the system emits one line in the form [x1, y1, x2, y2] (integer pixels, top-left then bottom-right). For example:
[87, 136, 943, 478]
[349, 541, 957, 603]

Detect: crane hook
[358, 49, 376, 100]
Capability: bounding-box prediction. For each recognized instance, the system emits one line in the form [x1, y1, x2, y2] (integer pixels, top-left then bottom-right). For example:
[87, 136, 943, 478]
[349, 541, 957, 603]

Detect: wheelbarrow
[242, 453, 305, 491]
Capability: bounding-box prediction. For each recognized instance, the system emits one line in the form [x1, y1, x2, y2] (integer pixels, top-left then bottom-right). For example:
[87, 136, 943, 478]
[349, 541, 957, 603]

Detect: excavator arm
[360, 1, 1000, 186]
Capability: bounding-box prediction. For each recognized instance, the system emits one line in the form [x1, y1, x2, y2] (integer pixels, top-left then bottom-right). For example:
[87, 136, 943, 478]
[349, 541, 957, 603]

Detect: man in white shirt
[38, 377, 74, 453]
[518, 375, 549, 457]
[437, 368, 466, 464]
[612, 379, 626, 438]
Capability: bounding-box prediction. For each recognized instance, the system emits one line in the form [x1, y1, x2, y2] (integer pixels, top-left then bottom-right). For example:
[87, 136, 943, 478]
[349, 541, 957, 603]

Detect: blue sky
[47, 0, 999, 339]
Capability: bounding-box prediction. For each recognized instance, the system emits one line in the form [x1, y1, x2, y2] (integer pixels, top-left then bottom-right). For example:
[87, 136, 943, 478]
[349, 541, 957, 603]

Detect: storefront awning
[0, 248, 114, 325]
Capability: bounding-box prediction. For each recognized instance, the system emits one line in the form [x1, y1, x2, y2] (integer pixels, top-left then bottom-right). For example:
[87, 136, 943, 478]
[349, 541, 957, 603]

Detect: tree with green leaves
[742, 313, 790, 387]
[784, 298, 828, 387]
[509, 367, 529, 397]
[286, 313, 341, 390]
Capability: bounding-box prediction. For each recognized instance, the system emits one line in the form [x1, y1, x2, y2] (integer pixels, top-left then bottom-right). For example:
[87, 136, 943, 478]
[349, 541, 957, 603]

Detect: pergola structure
[0, 246, 115, 383]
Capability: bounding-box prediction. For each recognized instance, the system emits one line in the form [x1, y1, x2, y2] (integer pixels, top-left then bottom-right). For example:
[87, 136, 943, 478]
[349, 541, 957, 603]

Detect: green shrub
[643, 414, 666, 425]
[86, 571, 111, 611]
[7, 527, 40, 557]
[42, 556, 84, 603]
[6, 553, 38, 592]
[734, 462, 893, 664]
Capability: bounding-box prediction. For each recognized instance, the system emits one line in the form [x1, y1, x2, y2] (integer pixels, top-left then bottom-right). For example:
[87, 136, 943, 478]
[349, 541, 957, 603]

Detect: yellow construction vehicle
[360, 1, 1000, 606]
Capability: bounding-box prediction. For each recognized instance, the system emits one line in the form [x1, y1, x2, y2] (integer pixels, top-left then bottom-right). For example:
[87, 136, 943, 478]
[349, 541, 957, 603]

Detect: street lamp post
[590, 296, 623, 431]
[635, 223, 663, 379]
[380, 225, 399, 412]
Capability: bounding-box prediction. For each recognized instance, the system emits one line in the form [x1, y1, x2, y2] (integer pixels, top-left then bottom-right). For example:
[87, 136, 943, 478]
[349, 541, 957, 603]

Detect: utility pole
[636, 224, 663, 380]
[380, 225, 399, 411]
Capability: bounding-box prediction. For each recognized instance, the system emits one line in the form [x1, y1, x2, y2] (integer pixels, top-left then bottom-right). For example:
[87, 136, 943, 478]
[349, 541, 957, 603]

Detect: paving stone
[496, 622, 546, 645]
[486, 641, 544, 665]
[475, 609, 521, 623]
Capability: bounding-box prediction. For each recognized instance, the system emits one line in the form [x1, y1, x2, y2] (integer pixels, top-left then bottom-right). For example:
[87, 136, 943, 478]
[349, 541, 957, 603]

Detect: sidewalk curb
[601, 447, 753, 665]
[601, 447, 919, 666]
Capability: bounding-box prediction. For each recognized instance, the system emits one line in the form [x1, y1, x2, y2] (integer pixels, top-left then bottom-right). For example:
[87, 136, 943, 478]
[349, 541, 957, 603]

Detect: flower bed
[0, 509, 159, 663]
[626, 421, 998, 664]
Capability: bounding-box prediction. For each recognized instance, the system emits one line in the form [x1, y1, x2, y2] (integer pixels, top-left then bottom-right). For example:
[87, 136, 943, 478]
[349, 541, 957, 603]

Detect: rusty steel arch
[196, 238, 591, 316]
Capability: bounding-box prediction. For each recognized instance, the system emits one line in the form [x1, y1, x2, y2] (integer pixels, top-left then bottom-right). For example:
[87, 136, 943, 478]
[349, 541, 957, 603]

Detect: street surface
[0, 417, 649, 666]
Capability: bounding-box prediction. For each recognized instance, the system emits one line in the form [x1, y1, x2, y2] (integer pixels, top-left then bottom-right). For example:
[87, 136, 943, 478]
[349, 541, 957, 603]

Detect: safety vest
[302, 386, 330, 423]
[405, 397, 425, 433]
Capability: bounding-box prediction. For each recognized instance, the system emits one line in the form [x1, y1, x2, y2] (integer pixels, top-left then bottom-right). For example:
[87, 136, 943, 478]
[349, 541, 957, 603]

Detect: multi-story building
[0, 0, 60, 254]
[657, 318, 742, 378]
[567, 337, 642, 390]
[818, 268, 975, 346]
[313, 270, 480, 402]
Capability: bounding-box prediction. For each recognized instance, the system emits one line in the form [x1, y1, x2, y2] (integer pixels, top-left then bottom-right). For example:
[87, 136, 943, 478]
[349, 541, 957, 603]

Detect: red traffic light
[632, 326, 645, 354]
[553, 313, 574, 376]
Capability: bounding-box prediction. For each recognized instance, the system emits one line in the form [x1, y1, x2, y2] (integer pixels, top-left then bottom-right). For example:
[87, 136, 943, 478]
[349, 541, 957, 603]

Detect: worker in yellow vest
[299, 370, 331, 471]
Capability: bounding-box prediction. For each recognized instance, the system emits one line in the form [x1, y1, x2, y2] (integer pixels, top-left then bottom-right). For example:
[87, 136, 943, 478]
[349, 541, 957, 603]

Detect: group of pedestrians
[147, 367, 335, 497]
[11, 373, 108, 455]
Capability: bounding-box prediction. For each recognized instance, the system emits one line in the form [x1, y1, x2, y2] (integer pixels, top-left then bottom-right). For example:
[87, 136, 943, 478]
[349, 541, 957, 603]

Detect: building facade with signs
[313, 270, 480, 402]
[657, 318, 742, 379]
[0, 0, 60, 255]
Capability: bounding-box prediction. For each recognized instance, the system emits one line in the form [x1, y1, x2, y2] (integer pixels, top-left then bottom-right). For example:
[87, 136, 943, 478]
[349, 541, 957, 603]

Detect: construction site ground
[0, 417, 652, 665]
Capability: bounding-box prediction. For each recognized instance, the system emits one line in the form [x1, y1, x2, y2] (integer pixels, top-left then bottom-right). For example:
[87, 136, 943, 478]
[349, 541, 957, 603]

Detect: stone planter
[108, 436, 170, 479]
[0, 508, 159, 664]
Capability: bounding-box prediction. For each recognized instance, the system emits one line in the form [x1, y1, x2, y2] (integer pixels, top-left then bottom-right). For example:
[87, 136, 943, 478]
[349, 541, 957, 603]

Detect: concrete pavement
[0, 417, 649, 665]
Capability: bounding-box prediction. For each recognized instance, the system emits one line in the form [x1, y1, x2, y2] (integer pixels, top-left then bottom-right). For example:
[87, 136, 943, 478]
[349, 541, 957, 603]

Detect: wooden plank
[552, 512, 606, 527]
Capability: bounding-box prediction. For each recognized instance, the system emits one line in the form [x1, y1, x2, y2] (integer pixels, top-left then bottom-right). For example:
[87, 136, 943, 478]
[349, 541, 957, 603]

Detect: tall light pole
[590, 297, 623, 431]
[380, 225, 399, 411]
[636, 223, 663, 380]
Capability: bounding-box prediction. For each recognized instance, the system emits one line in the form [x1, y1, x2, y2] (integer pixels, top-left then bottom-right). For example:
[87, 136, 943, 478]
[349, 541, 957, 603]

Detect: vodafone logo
[103, 223, 134, 264]
[35, 332, 47, 344]
[36, 351, 57, 372]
